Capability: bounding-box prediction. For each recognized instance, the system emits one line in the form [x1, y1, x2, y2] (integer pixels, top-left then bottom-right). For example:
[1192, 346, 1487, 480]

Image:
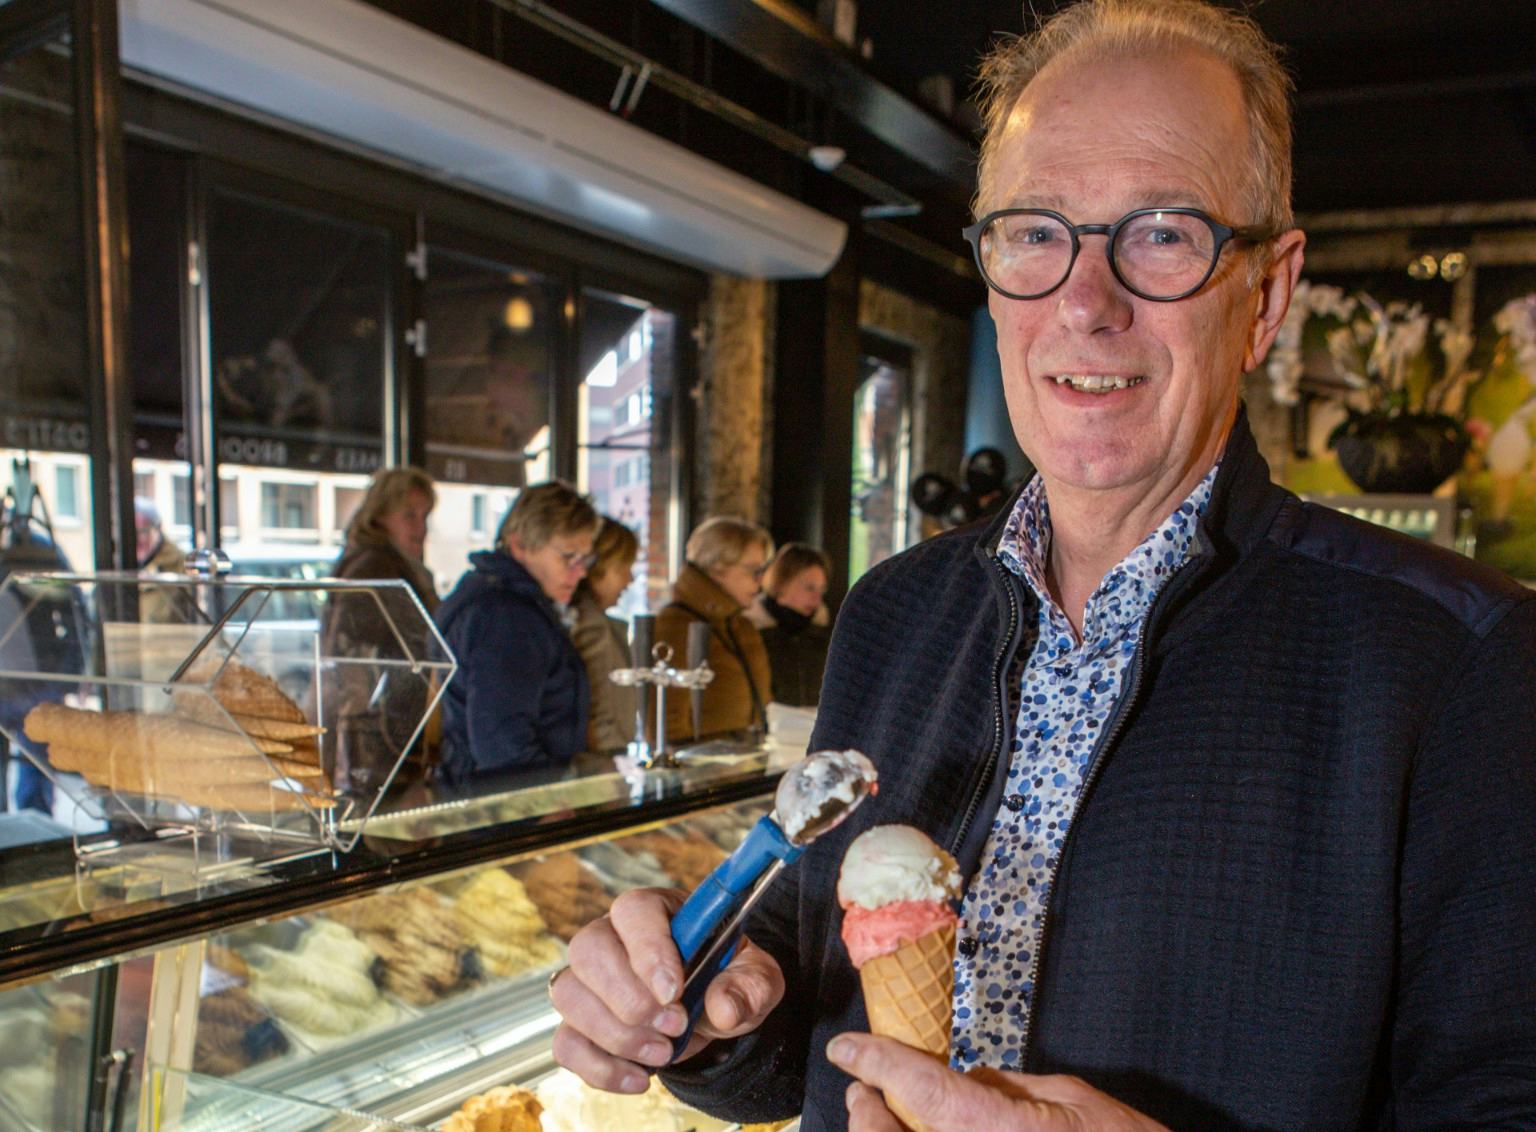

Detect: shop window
[260, 482, 318, 535]
[127, 143, 192, 546]
[219, 475, 240, 540]
[0, 33, 94, 571]
[334, 485, 366, 537]
[52, 465, 80, 522]
[577, 294, 680, 615]
[421, 248, 558, 587]
[171, 474, 192, 528]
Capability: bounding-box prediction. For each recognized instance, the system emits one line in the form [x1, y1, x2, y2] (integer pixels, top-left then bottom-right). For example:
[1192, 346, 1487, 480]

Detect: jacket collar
[970, 404, 1283, 570]
[470, 548, 550, 601]
[670, 563, 740, 621]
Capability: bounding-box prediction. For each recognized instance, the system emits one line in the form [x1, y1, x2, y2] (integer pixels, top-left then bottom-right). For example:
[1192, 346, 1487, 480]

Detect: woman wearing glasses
[656, 516, 774, 744]
[435, 481, 599, 788]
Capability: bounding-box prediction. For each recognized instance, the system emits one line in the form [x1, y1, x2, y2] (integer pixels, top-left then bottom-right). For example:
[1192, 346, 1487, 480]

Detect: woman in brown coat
[324, 466, 439, 796]
[656, 516, 773, 744]
[570, 517, 640, 753]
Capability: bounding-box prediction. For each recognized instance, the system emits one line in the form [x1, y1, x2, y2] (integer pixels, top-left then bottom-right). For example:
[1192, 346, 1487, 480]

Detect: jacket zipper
[949, 556, 1024, 861]
[1018, 551, 1206, 1061]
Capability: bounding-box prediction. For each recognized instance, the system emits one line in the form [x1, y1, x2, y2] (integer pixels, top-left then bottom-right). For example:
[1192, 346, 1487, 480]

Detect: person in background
[331, 467, 438, 610]
[133, 497, 190, 624]
[324, 466, 439, 795]
[656, 517, 772, 743]
[436, 481, 598, 788]
[134, 497, 186, 575]
[571, 516, 640, 754]
[746, 542, 832, 708]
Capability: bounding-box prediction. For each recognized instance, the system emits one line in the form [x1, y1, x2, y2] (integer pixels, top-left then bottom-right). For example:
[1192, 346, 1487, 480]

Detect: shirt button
[958, 936, 979, 958]
[1005, 793, 1026, 812]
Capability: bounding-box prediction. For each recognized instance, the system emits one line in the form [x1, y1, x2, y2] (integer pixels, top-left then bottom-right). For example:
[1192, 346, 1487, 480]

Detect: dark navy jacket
[435, 550, 589, 785]
[665, 413, 1536, 1131]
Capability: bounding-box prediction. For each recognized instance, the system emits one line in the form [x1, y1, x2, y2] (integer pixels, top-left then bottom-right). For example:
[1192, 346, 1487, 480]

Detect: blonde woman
[655, 516, 773, 742]
[325, 466, 438, 795]
[435, 481, 599, 788]
[570, 517, 641, 753]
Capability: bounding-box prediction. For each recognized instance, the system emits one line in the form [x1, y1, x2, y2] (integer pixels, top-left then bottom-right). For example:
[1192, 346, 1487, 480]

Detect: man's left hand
[827, 1033, 1170, 1132]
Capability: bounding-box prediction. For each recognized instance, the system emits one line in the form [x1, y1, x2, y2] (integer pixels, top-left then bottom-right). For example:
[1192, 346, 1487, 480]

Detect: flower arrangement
[1267, 282, 1477, 419]
[1492, 293, 1536, 375]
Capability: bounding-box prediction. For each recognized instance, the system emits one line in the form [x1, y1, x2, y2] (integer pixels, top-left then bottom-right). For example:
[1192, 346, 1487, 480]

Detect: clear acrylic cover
[0, 570, 456, 854]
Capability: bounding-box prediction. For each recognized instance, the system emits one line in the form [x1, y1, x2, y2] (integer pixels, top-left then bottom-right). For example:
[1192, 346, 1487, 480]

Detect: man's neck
[1042, 464, 1213, 637]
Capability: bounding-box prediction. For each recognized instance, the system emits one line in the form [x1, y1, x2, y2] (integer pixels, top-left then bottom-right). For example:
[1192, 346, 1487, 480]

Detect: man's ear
[1243, 228, 1306, 373]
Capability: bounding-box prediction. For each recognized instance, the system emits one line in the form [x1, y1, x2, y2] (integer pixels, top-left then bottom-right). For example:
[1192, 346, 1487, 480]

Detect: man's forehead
[997, 186, 1214, 212]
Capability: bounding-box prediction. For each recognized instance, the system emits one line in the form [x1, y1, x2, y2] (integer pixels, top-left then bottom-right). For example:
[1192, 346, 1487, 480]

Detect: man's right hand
[549, 887, 786, 1093]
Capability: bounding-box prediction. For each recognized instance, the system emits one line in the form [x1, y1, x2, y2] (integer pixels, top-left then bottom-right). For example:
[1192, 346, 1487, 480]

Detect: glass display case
[137, 798, 771, 1131]
[0, 730, 796, 1130]
[0, 570, 454, 861]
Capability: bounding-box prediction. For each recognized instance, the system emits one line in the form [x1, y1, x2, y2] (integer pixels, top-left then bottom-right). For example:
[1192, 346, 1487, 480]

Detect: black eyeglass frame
[961, 206, 1277, 302]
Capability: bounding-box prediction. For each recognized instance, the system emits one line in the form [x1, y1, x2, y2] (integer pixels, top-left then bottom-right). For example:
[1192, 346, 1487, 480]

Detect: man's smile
[1048, 373, 1149, 393]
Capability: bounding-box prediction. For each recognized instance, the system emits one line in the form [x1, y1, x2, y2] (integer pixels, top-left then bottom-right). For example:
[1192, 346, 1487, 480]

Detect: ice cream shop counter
[0, 750, 798, 1131]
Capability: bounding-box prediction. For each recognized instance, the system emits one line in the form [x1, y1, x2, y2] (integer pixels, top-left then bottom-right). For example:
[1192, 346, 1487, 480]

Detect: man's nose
[1055, 238, 1133, 333]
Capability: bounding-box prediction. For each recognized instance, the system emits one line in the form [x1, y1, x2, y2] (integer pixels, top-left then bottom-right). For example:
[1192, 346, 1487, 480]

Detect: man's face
[508, 528, 596, 606]
[134, 516, 160, 565]
[984, 48, 1303, 503]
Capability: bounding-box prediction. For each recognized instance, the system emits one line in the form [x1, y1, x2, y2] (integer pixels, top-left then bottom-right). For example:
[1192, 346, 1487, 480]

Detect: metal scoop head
[773, 748, 878, 845]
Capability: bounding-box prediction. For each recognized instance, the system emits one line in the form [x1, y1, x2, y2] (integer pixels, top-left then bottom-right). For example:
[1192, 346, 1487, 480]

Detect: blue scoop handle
[667, 815, 802, 1059]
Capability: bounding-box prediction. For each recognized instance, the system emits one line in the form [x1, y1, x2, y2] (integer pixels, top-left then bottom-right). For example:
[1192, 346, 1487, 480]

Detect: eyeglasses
[554, 547, 598, 572]
[961, 207, 1276, 303]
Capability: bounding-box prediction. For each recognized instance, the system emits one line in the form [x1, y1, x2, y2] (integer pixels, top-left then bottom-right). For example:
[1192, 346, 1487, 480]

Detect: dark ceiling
[823, 0, 1536, 215]
[366, 0, 1536, 308]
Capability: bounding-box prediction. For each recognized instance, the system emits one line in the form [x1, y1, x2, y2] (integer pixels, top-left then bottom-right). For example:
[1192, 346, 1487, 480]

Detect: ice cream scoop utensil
[666, 749, 877, 1061]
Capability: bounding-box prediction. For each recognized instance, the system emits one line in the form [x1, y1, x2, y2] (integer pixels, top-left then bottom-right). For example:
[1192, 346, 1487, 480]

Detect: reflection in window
[53, 465, 80, 521]
[0, 40, 94, 571]
[850, 342, 913, 585]
[261, 482, 318, 534]
[577, 292, 678, 615]
[422, 249, 558, 591]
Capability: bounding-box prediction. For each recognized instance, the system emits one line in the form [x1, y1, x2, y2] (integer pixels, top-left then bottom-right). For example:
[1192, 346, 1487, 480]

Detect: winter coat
[745, 594, 831, 708]
[571, 589, 638, 752]
[323, 533, 441, 795]
[656, 565, 770, 742]
[663, 411, 1536, 1131]
[435, 550, 589, 786]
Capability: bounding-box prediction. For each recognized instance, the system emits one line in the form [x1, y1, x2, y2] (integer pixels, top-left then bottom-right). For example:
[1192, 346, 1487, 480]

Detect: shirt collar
[997, 466, 1218, 648]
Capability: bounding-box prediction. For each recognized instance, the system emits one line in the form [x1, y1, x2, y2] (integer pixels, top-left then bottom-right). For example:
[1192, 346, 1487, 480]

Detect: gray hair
[973, 0, 1295, 260]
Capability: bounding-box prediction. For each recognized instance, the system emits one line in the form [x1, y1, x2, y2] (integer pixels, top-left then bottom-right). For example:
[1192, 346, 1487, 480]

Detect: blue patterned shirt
[950, 466, 1217, 1070]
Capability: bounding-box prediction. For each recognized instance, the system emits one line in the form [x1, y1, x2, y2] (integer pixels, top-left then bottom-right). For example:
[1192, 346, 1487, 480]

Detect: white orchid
[1493, 295, 1536, 375]
[1267, 282, 1356, 406]
[1270, 283, 1476, 418]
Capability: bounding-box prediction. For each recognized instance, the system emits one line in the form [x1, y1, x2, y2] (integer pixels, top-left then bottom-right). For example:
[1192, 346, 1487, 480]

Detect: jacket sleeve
[1393, 596, 1536, 1129]
[659, 850, 812, 1124]
[571, 609, 627, 751]
[457, 597, 555, 772]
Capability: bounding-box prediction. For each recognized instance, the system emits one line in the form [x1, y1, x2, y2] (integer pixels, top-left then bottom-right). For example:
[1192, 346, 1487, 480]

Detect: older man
[549, 2, 1536, 1128]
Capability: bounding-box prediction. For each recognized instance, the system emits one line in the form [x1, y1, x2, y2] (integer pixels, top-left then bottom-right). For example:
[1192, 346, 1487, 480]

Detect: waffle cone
[858, 922, 954, 1132]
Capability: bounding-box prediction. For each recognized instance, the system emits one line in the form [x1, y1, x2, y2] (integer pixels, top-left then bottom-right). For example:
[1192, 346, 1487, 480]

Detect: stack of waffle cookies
[22, 660, 332, 814]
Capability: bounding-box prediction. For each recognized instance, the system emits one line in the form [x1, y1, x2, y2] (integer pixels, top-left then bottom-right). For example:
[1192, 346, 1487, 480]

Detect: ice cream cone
[859, 920, 955, 1056]
[838, 825, 964, 1132]
[858, 922, 954, 1132]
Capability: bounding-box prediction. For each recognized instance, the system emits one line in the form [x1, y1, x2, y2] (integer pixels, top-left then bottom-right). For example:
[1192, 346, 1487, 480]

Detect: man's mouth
[1051, 374, 1148, 393]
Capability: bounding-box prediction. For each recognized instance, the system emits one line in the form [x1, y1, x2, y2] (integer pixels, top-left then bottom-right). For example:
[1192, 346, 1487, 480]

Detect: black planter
[1331, 413, 1469, 494]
